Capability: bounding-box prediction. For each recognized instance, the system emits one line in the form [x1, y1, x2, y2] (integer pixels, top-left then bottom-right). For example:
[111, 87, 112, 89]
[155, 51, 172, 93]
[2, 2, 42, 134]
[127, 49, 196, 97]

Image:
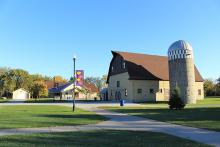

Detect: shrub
[168, 89, 185, 110]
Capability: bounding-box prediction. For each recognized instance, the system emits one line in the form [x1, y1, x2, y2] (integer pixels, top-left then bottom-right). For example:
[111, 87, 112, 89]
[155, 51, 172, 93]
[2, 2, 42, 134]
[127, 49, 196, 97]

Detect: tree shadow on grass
[0, 114, 106, 129]
[0, 130, 208, 147]
[34, 114, 106, 121]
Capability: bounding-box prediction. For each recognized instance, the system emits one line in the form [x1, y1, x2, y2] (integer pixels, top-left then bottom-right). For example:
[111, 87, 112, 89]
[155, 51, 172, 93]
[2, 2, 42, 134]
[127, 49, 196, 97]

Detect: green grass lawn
[103, 97, 220, 132]
[0, 98, 9, 103]
[0, 130, 209, 147]
[137, 97, 220, 108]
[0, 105, 106, 129]
[196, 97, 220, 105]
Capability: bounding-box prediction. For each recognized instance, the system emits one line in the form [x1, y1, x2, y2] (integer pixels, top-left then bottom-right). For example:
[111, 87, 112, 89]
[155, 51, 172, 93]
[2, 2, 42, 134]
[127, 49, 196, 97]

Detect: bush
[168, 89, 185, 110]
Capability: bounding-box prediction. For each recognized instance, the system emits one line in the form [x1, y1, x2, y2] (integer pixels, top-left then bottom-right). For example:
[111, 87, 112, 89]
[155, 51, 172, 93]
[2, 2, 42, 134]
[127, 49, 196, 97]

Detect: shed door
[16, 92, 28, 99]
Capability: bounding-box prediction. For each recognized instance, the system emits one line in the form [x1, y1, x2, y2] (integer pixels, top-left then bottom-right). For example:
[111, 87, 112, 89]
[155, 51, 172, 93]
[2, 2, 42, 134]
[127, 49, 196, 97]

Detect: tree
[29, 74, 48, 98]
[30, 80, 48, 98]
[12, 69, 30, 90]
[85, 75, 107, 91]
[0, 70, 17, 97]
[77, 87, 90, 100]
[69, 76, 74, 83]
[54, 75, 67, 84]
[0, 67, 9, 75]
[215, 77, 220, 96]
[168, 88, 185, 110]
[204, 79, 215, 96]
[0, 67, 66, 98]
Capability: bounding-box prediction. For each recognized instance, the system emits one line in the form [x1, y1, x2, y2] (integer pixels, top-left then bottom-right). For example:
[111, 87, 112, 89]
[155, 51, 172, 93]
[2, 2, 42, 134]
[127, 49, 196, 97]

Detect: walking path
[0, 102, 220, 146]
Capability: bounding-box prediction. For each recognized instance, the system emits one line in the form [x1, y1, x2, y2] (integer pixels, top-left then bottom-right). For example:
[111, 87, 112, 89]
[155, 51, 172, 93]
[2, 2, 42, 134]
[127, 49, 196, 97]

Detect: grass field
[0, 105, 106, 129]
[0, 130, 209, 147]
[0, 98, 9, 103]
[103, 97, 220, 132]
[195, 97, 220, 105]
[136, 97, 220, 108]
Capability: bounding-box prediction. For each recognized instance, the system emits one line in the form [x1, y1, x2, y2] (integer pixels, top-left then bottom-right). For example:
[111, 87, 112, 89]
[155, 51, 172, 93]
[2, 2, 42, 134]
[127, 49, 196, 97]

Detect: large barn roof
[110, 51, 203, 82]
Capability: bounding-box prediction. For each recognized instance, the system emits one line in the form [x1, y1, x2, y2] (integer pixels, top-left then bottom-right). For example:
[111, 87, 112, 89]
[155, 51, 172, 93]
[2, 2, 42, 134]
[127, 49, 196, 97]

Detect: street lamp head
[73, 55, 77, 60]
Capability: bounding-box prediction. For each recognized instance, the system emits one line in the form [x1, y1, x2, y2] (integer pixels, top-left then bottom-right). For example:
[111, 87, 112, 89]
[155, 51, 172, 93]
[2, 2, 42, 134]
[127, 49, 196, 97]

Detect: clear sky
[0, 0, 219, 80]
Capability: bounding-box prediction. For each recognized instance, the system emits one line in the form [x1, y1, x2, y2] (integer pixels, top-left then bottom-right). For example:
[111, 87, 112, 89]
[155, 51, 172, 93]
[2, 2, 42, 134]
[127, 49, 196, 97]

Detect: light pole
[73, 55, 76, 111]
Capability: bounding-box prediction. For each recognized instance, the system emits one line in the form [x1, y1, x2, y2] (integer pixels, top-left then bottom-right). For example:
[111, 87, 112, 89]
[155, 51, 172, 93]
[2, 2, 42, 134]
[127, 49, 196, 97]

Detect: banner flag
[76, 70, 84, 86]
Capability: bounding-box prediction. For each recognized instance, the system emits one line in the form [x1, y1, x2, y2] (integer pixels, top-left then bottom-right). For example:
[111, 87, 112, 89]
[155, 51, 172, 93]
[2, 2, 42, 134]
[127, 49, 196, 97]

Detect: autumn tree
[30, 80, 48, 98]
[54, 75, 67, 83]
[29, 74, 48, 98]
[85, 75, 107, 91]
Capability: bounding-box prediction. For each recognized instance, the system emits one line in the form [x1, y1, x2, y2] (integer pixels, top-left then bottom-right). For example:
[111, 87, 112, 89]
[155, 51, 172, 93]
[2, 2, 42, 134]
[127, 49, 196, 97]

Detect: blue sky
[0, 0, 219, 80]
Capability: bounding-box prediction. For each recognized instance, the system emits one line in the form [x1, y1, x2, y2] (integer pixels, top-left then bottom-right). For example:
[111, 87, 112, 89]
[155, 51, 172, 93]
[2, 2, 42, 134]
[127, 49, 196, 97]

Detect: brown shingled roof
[112, 51, 203, 82]
[83, 82, 99, 93]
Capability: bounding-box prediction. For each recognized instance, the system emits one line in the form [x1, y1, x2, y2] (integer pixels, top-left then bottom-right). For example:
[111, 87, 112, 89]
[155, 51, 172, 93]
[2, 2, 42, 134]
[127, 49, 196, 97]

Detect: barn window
[198, 89, 202, 95]
[117, 81, 120, 88]
[137, 89, 142, 94]
[150, 89, 154, 94]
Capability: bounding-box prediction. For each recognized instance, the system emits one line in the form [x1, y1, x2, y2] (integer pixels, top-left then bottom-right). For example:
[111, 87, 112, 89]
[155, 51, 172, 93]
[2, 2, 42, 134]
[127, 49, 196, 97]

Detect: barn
[107, 51, 204, 102]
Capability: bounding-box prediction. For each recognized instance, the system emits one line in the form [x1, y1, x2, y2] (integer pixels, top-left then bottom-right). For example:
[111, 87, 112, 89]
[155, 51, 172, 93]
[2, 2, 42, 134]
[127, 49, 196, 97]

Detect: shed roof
[13, 88, 30, 93]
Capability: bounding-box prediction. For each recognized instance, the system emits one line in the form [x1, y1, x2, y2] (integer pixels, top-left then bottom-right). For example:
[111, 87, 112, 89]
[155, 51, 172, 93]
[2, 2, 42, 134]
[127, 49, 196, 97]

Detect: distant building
[48, 82, 99, 100]
[45, 80, 66, 90]
[13, 89, 30, 100]
[107, 51, 204, 102]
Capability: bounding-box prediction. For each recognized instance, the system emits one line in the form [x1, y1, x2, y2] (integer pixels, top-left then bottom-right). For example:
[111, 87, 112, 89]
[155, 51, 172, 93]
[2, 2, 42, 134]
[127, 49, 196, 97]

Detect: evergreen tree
[168, 88, 185, 110]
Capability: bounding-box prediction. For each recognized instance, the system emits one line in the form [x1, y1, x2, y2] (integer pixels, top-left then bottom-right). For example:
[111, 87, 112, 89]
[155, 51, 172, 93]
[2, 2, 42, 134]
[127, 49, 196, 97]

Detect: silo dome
[168, 40, 193, 60]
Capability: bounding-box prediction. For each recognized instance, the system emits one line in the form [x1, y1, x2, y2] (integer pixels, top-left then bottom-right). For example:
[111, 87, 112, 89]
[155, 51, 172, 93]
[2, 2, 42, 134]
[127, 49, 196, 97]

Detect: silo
[168, 40, 196, 104]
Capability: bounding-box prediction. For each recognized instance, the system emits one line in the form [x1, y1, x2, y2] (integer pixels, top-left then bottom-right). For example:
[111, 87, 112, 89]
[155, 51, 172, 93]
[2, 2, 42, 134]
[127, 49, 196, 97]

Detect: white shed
[13, 89, 30, 100]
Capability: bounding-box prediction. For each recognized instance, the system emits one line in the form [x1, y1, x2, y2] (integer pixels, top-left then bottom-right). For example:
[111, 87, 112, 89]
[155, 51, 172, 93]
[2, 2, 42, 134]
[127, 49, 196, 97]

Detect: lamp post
[73, 55, 76, 111]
